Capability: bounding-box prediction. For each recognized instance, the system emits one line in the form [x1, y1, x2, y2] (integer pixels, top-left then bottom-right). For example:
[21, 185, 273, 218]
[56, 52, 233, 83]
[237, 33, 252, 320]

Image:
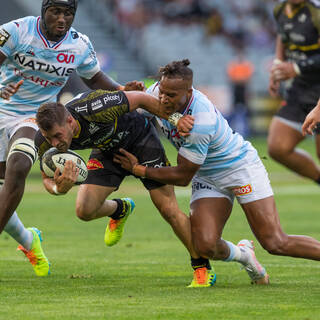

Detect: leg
[190, 197, 233, 260]
[0, 127, 50, 276]
[268, 117, 320, 180]
[149, 185, 198, 257]
[242, 196, 320, 260]
[0, 127, 37, 232]
[76, 184, 118, 221]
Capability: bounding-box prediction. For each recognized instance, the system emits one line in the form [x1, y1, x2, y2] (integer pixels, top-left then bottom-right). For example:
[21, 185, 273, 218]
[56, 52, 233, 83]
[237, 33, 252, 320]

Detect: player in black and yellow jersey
[35, 89, 215, 287]
[268, 0, 320, 183]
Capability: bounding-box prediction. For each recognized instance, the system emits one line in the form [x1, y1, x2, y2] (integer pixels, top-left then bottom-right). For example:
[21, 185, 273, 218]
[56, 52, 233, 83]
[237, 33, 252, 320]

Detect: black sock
[191, 257, 211, 270]
[109, 198, 126, 220]
[315, 177, 320, 185]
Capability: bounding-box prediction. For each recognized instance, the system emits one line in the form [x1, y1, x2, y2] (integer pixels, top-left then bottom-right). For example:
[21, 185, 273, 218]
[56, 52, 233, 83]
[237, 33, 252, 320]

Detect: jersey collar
[36, 17, 69, 49]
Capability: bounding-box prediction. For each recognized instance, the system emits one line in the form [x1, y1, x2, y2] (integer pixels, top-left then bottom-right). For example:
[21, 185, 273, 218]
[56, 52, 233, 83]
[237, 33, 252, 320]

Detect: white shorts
[190, 159, 274, 205]
[0, 114, 38, 162]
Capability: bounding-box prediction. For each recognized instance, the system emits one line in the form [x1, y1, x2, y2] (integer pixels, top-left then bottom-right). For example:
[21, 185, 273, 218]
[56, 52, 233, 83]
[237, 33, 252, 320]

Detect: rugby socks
[224, 240, 247, 264]
[4, 212, 33, 250]
[191, 256, 212, 270]
[109, 198, 126, 220]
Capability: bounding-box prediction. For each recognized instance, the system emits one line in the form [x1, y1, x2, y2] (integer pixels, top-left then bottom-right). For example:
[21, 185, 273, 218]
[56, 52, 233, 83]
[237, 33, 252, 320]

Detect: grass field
[1, 137, 320, 320]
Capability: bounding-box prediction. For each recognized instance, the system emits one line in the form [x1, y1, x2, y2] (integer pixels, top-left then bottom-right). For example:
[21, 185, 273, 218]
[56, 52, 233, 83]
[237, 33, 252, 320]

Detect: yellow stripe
[289, 43, 320, 51]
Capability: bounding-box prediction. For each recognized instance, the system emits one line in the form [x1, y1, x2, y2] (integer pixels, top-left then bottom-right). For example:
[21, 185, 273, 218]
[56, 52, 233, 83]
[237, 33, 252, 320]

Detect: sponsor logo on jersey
[57, 53, 75, 64]
[232, 184, 252, 196]
[14, 53, 74, 77]
[103, 94, 123, 105]
[14, 68, 64, 87]
[86, 158, 104, 170]
[75, 104, 88, 113]
[91, 99, 103, 110]
[89, 123, 100, 134]
[289, 32, 305, 43]
[0, 28, 10, 47]
[298, 13, 307, 23]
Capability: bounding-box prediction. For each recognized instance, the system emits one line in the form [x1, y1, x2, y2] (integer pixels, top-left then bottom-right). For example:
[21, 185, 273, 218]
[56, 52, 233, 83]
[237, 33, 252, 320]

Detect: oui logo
[56, 53, 75, 64]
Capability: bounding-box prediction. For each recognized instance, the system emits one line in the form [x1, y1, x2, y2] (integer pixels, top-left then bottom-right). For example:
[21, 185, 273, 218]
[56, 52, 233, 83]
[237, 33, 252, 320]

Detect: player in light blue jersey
[116, 59, 320, 286]
[0, 0, 144, 277]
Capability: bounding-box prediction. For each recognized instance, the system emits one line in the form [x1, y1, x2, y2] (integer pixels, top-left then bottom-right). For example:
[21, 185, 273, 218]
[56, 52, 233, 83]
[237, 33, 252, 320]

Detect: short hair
[158, 59, 193, 81]
[36, 102, 69, 131]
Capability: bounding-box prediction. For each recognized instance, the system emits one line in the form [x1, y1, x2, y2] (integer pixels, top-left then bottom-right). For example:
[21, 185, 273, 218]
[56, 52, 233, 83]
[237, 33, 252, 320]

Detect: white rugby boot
[237, 239, 269, 284]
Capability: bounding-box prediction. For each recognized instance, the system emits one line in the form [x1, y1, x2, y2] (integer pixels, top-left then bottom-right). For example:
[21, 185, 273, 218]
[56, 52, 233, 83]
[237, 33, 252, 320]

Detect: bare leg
[0, 127, 36, 233]
[268, 118, 320, 180]
[76, 184, 118, 221]
[242, 196, 320, 260]
[190, 197, 233, 260]
[149, 185, 199, 258]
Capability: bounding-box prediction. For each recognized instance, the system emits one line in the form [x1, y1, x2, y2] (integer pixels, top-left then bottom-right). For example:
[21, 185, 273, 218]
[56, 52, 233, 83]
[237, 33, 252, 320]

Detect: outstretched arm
[114, 148, 199, 186]
[124, 91, 194, 135]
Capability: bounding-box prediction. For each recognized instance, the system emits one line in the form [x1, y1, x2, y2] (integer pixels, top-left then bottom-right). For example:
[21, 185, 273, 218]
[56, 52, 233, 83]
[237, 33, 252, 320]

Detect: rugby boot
[17, 227, 51, 276]
[104, 198, 135, 246]
[237, 239, 269, 284]
[188, 267, 217, 288]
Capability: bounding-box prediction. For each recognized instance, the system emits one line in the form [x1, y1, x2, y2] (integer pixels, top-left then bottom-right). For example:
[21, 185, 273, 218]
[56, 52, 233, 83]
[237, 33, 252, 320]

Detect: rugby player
[115, 59, 320, 285]
[268, 0, 320, 184]
[0, 0, 143, 277]
[35, 89, 213, 287]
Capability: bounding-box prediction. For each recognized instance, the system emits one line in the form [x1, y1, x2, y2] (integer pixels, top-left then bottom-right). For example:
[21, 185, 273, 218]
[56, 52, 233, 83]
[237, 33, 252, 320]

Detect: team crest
[0, 28, 10, 47]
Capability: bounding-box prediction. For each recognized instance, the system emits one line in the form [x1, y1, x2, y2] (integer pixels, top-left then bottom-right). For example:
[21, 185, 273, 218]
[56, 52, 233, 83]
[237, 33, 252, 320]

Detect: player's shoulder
[68, 27, 93, 48]
[192, 89, 215, 113]
[146, 82, 159, 96]
[1, 16, 35, 33]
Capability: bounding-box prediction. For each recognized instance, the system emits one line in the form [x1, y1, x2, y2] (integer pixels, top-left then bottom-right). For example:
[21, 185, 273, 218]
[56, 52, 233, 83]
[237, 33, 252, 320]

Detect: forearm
[136, 165, 191, 186]
[82, 71, 123, 91]
[42, 175, 65, 196]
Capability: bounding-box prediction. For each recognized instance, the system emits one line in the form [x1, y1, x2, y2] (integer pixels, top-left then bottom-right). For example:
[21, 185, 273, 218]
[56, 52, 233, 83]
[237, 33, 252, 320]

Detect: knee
[193, 234, 218, 259]
[75, 202, 94, 222]
[259, 232, 289, 256]
[8, 153, 32, 179]
[268, 142, 288, 161]
[157, 202, 179, 225]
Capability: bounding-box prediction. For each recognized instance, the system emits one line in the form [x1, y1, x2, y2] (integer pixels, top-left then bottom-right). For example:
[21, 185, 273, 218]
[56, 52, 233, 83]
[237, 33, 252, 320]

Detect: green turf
[1, 137, 320, 320]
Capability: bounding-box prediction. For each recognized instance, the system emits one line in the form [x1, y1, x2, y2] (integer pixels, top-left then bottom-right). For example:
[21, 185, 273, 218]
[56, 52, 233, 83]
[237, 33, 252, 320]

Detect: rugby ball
[41, 147, 88, 184]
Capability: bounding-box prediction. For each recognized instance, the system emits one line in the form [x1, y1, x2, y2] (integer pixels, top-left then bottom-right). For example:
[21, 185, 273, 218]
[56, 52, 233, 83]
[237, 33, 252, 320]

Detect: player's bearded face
[43, 6, 74, 41]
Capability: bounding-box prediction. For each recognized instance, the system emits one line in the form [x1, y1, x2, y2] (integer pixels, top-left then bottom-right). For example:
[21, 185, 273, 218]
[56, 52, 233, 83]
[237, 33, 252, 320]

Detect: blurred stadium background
[3, 0, 281, 137]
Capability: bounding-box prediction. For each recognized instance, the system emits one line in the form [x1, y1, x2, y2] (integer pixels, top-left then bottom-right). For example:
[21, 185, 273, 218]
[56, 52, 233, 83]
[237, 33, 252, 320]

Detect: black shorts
[85, 125, 170, 190]
[276, 101, 315, 124]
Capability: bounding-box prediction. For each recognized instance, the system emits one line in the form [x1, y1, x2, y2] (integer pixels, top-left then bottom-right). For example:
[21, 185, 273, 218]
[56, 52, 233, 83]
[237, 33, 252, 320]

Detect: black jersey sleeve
[34, 130, 51, 159]
[74, 90, 130, 123]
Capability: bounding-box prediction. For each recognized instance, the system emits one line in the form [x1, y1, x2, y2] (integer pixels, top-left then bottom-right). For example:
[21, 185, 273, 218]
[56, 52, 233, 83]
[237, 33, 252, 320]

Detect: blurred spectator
[227, 48, 254, 137]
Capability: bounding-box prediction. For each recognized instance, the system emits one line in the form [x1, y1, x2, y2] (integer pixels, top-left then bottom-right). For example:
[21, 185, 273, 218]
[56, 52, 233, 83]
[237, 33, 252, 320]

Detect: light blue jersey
[0, 16, 100, 116]
[147, 82, 259, 179]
